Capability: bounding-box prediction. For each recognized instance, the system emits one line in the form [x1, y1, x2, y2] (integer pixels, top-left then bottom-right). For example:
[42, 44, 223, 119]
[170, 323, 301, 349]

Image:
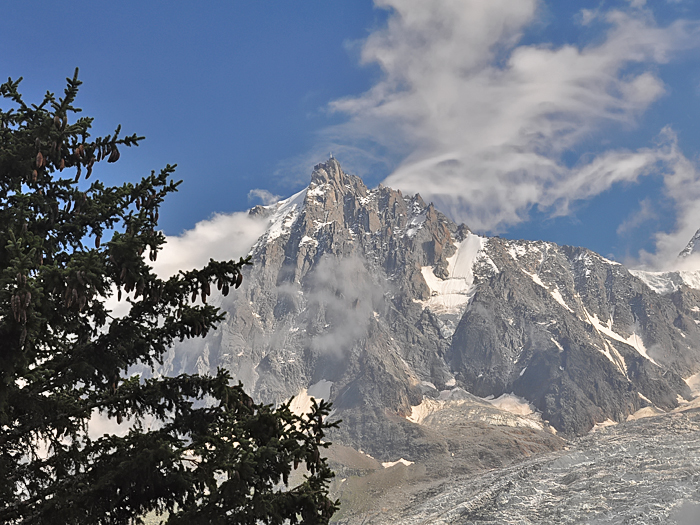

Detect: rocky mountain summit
[163, 158, 700, 462]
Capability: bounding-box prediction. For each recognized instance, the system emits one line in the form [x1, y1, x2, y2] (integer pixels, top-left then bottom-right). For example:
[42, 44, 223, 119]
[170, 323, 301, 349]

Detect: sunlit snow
[590, 419, 618, 432]
[417, 233, 487, 321]
[288, 380, 333, 417]
[550, 288, 573, 312]
[521, 269, 545, 288]
[630, 269, 700, 295]
[262, 188, 306, 244]
[382, 458, 414, 468]
[583, 308, 658, 367]
[485, 393, 534, 417]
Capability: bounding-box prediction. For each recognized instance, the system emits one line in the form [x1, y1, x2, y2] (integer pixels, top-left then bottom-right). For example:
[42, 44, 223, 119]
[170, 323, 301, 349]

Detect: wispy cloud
[617, 198, 658, 236]
[302, 256, 387, 356]
[324, 0, 700, 266]
[248, 188, 281, 206]
[640, 130, 700, 268]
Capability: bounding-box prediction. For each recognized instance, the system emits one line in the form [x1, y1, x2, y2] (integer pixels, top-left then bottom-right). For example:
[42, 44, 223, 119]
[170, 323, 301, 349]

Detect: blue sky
[2, 1, 700, 269]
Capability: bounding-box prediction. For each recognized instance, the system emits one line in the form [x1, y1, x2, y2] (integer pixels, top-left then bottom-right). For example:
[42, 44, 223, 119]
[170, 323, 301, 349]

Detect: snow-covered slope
[630, 268, 700, 294]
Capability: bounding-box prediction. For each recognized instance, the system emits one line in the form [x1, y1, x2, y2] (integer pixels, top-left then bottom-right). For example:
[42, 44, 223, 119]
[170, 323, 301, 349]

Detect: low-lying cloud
[153, 211, 268, 278]
[103, 210, 268, 319]
[303, 256, 387, 356]
[325, 0, 700, 268]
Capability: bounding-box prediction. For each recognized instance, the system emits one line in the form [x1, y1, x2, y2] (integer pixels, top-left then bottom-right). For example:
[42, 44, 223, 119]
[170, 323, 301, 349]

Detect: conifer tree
[0, 70, 338, 524]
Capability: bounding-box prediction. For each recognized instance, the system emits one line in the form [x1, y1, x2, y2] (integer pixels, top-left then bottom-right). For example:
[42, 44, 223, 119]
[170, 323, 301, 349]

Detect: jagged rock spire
[311, 157, 345, 185]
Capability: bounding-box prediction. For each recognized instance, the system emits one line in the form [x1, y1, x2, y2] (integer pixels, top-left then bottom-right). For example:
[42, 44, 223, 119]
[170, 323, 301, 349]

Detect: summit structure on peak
[163, 159, 700, 502]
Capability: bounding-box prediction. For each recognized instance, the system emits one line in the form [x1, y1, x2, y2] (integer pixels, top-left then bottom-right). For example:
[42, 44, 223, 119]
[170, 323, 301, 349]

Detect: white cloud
[641, 131, 700, 268]
[101, 210, 269, 318]
[580, 9, 600, 26]
[248, 188, 281, 205]
[325, 1, 700, 265]
[152, 211, 268, 278]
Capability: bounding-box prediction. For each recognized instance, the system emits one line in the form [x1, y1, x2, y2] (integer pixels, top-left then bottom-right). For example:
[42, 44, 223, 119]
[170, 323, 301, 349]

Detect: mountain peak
[311, 157, 348, 186]
[679, 227, 700, 257]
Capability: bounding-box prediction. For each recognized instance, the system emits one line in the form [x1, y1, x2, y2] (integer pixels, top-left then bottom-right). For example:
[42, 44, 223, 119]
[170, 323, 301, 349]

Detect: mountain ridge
[163, 158, 700, 449]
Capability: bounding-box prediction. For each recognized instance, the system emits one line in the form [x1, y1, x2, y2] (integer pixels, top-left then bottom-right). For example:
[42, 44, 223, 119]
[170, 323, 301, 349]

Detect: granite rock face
[163, 159, 700, 457]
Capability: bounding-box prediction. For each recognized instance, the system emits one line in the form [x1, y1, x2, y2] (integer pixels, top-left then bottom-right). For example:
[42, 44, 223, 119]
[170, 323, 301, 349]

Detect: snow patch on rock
[626, 406, 665, 421]
[485, 393, 534, 417]
[551, 338, 564, 352]
[583, 309, 657, 368]
[299, 235, 318, 248]
[405, 210, 427, 238]
[407, 398, 443, 425]
[631, 269, 700, 294]
[306, 183, 328, 198]
[407, 393, 547, 432]
[418, 233, 486, 315]
[684, 372, 700, 397]
[590, 419, 618, 432]
[382, 458, 414, 468]
[522, 269, 545, 288]
[289, 380, 333, 417]
[550, 288, 573, 312]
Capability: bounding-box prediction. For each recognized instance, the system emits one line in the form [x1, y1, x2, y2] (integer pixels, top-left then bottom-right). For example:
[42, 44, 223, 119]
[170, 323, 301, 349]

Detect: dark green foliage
[0, 70, 339, 524]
